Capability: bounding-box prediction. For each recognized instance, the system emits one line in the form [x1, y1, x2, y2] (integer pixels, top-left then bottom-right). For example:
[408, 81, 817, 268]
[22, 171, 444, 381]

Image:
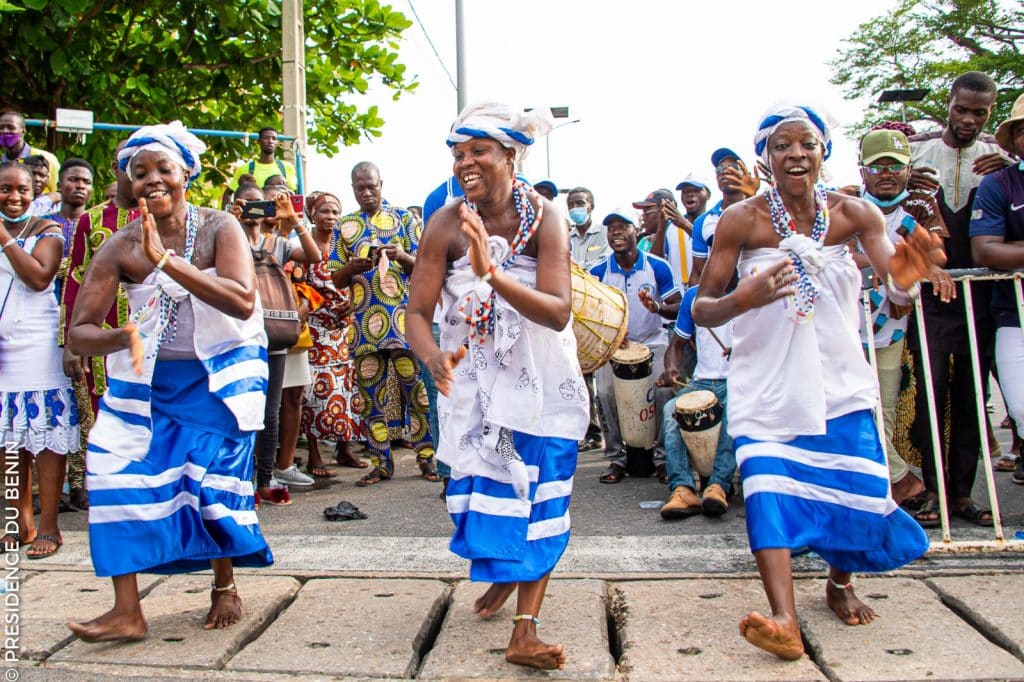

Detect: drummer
[656, 285, 736, 518]
[589, 208, 681, 483]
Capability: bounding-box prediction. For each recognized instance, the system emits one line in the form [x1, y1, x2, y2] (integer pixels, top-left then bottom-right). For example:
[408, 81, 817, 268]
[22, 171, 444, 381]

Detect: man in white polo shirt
[589, 208, 681, 483]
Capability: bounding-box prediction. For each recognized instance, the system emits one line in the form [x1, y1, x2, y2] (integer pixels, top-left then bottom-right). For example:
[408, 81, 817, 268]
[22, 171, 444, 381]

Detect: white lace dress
[0, 233, 79, 454]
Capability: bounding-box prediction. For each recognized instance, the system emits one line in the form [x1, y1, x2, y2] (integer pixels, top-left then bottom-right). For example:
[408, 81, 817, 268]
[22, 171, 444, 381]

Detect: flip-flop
[952, 502, 993, 527]
[995, 457, 1018, 472]
[355, 472, 385, 487]
[419, 462, 441, 482]
[913, 497, 941, 529]
[323, 501, 368, 521]
[306, 464, 334, 479]
[26, 533, 62, 560]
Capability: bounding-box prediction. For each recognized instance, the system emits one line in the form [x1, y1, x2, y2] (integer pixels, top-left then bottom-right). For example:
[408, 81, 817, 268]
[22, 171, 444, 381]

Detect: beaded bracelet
[512, 614, 540, 625]
[0, 238, 14, 253]
[155, 249, 176, 271]
[478, 261, 497, 284]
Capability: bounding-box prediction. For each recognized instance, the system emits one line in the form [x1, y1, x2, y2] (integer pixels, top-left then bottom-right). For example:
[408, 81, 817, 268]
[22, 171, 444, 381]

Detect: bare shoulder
[422, 200, 464, 262]
[826, 190, 883, 242]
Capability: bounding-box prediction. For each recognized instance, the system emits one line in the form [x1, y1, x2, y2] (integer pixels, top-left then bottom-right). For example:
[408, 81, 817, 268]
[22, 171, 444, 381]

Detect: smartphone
[241, 200, 275, 219]
[289, 194, 305, 215]
[367, 244, 382, 263]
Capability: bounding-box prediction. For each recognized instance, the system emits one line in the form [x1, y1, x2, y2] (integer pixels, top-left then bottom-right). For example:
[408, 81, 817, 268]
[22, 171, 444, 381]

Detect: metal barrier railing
[862, 268, 1024, 551]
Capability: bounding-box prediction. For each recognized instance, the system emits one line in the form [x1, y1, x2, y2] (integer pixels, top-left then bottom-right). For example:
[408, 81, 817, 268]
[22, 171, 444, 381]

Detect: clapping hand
[138, 199, 166, 267]
[459, 202, 494, 278]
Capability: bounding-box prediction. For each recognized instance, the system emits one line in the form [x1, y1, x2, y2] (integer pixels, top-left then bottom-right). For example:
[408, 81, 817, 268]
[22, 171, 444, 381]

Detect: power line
[407, 0, 458, 91]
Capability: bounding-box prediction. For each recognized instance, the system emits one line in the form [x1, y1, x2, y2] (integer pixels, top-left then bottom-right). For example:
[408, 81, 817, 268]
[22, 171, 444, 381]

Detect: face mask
[864, 189, 909, 208]
[0, 133, 22, 148]
[568, 207, 589, 226]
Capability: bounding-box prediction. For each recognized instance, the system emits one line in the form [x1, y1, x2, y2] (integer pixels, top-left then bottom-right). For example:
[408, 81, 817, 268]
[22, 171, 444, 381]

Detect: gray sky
[307, 0, 908, 218]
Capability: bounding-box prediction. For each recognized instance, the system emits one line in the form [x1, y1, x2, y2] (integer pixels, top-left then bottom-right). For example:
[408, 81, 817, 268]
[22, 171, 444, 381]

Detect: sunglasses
[862, 163, 908, 175]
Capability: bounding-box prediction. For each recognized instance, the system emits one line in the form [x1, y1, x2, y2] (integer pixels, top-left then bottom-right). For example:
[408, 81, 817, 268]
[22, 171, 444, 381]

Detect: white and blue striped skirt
[446, 432, 576, 583]
[86, 359, 273, 577]
[736, 409, 928, 573]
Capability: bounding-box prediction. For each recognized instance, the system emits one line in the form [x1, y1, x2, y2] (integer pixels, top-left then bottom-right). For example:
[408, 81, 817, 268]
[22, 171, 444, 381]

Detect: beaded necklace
[764, 183, 829, 322]
[459, 181, 543, 343]
[156, 203, 199, 345]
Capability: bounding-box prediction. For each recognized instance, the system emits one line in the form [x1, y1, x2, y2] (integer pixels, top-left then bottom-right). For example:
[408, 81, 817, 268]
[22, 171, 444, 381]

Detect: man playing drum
[656, 285, 736, 518]
[693, 103, 935, 660]
[589, 208, 681, 483]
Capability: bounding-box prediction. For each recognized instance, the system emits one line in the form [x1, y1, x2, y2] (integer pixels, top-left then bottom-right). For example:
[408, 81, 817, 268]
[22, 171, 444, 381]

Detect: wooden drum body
[610, 341, 657, 449]
[672, 390, 723, 478]
[571, 264, 629, 373]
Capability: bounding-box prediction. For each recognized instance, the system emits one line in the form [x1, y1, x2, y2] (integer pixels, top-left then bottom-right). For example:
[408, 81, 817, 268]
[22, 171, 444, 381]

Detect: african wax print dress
[298, 248, 364, 442]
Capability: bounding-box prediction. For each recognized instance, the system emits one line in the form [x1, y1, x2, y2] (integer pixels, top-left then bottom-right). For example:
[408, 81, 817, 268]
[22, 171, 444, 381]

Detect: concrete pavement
[10, 568, 1024, 680]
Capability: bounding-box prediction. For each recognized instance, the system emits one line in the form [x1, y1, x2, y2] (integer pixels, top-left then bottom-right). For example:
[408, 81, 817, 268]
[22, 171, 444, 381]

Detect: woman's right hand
[734, 258, 798, 311]
[428, 346, 466, 397]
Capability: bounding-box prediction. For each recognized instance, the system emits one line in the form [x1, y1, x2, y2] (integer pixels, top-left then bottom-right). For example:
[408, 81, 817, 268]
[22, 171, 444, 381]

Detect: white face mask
[568, 207, 589, 226]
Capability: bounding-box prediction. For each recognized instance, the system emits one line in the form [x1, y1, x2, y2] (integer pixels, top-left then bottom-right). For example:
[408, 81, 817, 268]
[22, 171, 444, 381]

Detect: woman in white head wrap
[406, 103, 588, 670]
[688, 102, 943, 661]
[67, 121, 272, 643]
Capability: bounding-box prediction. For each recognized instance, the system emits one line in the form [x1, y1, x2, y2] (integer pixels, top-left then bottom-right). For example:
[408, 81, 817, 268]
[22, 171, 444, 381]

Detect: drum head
[611, 340, 652, 365]
[674, 389, 718, 413]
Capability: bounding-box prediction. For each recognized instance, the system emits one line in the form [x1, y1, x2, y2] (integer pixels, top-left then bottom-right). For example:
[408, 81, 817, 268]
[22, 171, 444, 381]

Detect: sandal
[26, 533, 62, 560]
[599, 464, 626, 484]
[259, 487, 293, 506]
[913, 495, 941, 529]
[419, 461, 441, 482]
[900, 489, 929, 511]
[995, 457, 1018, 472]
[334, 447, 368, 469]
[952, 502, 993, 527]
[306, 464, 333, 479]
[355, 471, 385, 487]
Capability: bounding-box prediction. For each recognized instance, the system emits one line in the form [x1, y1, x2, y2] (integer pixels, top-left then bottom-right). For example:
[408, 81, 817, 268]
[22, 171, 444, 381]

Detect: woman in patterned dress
[299, 192, 365, 476]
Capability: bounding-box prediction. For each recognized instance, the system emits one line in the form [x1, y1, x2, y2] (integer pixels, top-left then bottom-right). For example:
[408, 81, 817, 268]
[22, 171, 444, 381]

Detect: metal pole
[961, 280, 1005, 541]
[455, 0, 466, 114]
[281, 0, 307, 182]
[913, 299, 953, 543]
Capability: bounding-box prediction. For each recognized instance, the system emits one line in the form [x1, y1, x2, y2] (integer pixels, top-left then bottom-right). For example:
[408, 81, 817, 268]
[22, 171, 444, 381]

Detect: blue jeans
[421, 323, 450, 478]
[662, 378, 735, 491]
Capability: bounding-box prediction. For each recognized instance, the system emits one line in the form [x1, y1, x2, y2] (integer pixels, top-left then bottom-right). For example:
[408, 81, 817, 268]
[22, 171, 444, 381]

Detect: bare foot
[739, 611, 804, 660]
[204, 588, 242, 630]
[506, 632, 566, 670]
[826, 583, 876, 625]
[68, 608, 148, 643]
[474, 582, 516, 619]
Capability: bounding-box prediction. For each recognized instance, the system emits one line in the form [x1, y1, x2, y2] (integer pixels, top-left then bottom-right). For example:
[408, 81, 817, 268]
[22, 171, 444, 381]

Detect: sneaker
[660, 486, 702, 519]
[1013, 457, 1024, 486]
[273, 464, 316, 487]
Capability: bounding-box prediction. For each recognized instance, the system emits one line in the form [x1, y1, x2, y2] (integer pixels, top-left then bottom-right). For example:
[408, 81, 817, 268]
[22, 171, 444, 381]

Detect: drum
[673, 390, 724, 478]
[610, 341, 657, 450]
[571, 263, 629, 373]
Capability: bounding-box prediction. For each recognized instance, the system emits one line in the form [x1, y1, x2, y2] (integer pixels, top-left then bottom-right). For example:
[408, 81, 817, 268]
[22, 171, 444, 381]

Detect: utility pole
[455, 0, 466, 114]
[282, 0, 307, 183]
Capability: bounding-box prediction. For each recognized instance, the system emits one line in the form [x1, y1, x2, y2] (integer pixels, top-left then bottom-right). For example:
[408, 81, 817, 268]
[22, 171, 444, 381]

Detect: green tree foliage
[0, 0, 417, 193]
[830, 0, 1023, 135]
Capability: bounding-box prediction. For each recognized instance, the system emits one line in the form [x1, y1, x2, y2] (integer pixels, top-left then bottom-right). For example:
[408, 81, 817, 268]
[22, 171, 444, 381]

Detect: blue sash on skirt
[446, 432, 576, 583]
[87, 359, 273, 577]
[736, 409, 928, 573]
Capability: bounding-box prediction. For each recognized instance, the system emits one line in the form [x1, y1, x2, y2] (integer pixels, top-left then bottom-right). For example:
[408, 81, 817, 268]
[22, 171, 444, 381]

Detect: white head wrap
[446, 102, 554, 161]
[753, 102, 833, 166]
[117, 120, 206, 183]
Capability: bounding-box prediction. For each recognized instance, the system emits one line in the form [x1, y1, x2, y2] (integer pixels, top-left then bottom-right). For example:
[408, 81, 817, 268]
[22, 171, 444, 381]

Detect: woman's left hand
[458, 202, 493, 278]
[139, 199, 166, 266]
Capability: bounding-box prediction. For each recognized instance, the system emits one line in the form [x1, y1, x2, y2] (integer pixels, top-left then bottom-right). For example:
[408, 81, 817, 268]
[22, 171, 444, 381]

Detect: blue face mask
[864, 189, 909, 208]
[568, 207, 589, 226]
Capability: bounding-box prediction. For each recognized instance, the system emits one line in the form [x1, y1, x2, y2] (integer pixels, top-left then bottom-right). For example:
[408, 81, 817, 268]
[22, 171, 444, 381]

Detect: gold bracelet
[155, 249, 175, 271]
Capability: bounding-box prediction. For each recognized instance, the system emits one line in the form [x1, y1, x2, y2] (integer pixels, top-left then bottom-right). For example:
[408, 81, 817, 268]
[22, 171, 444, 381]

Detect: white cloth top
[857, 207, 913, 348]
[437, 236, 589, 499]
[0, 233, 71, 392]
[727, 244, 878, 440]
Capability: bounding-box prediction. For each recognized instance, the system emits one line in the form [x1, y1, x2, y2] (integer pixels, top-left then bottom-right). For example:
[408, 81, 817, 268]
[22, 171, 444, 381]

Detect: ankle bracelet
[512, 614, 540, 626]
[212, 581, 237, 592]
[827, 577, 853, 590]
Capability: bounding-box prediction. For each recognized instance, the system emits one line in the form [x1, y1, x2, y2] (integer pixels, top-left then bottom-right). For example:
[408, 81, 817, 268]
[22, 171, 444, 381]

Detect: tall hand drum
[610, 341, 657, 449]
[673, 390, 723, 479]
[571, 263, 629, 373]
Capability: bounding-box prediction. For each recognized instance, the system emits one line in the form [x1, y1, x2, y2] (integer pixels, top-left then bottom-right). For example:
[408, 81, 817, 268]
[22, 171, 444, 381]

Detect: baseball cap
[711, 147, 742, 168]
[860, 129, 911, 165]
[631, 188, 675, 209]
[533, 179, 558, 196]
[603, 207, 637, 227]
[675, 173, 711, 193]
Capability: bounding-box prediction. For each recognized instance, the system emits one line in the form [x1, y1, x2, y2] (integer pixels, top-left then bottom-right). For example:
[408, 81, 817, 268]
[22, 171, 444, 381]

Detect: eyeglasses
[715, 161, 740, 175]
[862, 163, 908, 175]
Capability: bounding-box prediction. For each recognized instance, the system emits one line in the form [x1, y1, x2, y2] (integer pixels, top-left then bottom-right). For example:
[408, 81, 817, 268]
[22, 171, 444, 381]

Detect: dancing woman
[407, 103, 589, 670]
[67, 122, 272, 642]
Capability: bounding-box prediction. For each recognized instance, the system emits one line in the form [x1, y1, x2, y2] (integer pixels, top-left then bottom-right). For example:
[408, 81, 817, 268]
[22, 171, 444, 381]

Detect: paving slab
[19, 570, 164, 659]
[227, 577, 448, 678]
[796, 576, 1024, 681]
[50, 574, 299, 669]
[928, 574, 1024, 662]
[418, 578, 614, 680]
[614, 579, 825, 681]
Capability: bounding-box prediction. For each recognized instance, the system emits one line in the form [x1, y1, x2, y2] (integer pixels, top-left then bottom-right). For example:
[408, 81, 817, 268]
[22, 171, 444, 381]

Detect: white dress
[0, 232, 79, 454]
